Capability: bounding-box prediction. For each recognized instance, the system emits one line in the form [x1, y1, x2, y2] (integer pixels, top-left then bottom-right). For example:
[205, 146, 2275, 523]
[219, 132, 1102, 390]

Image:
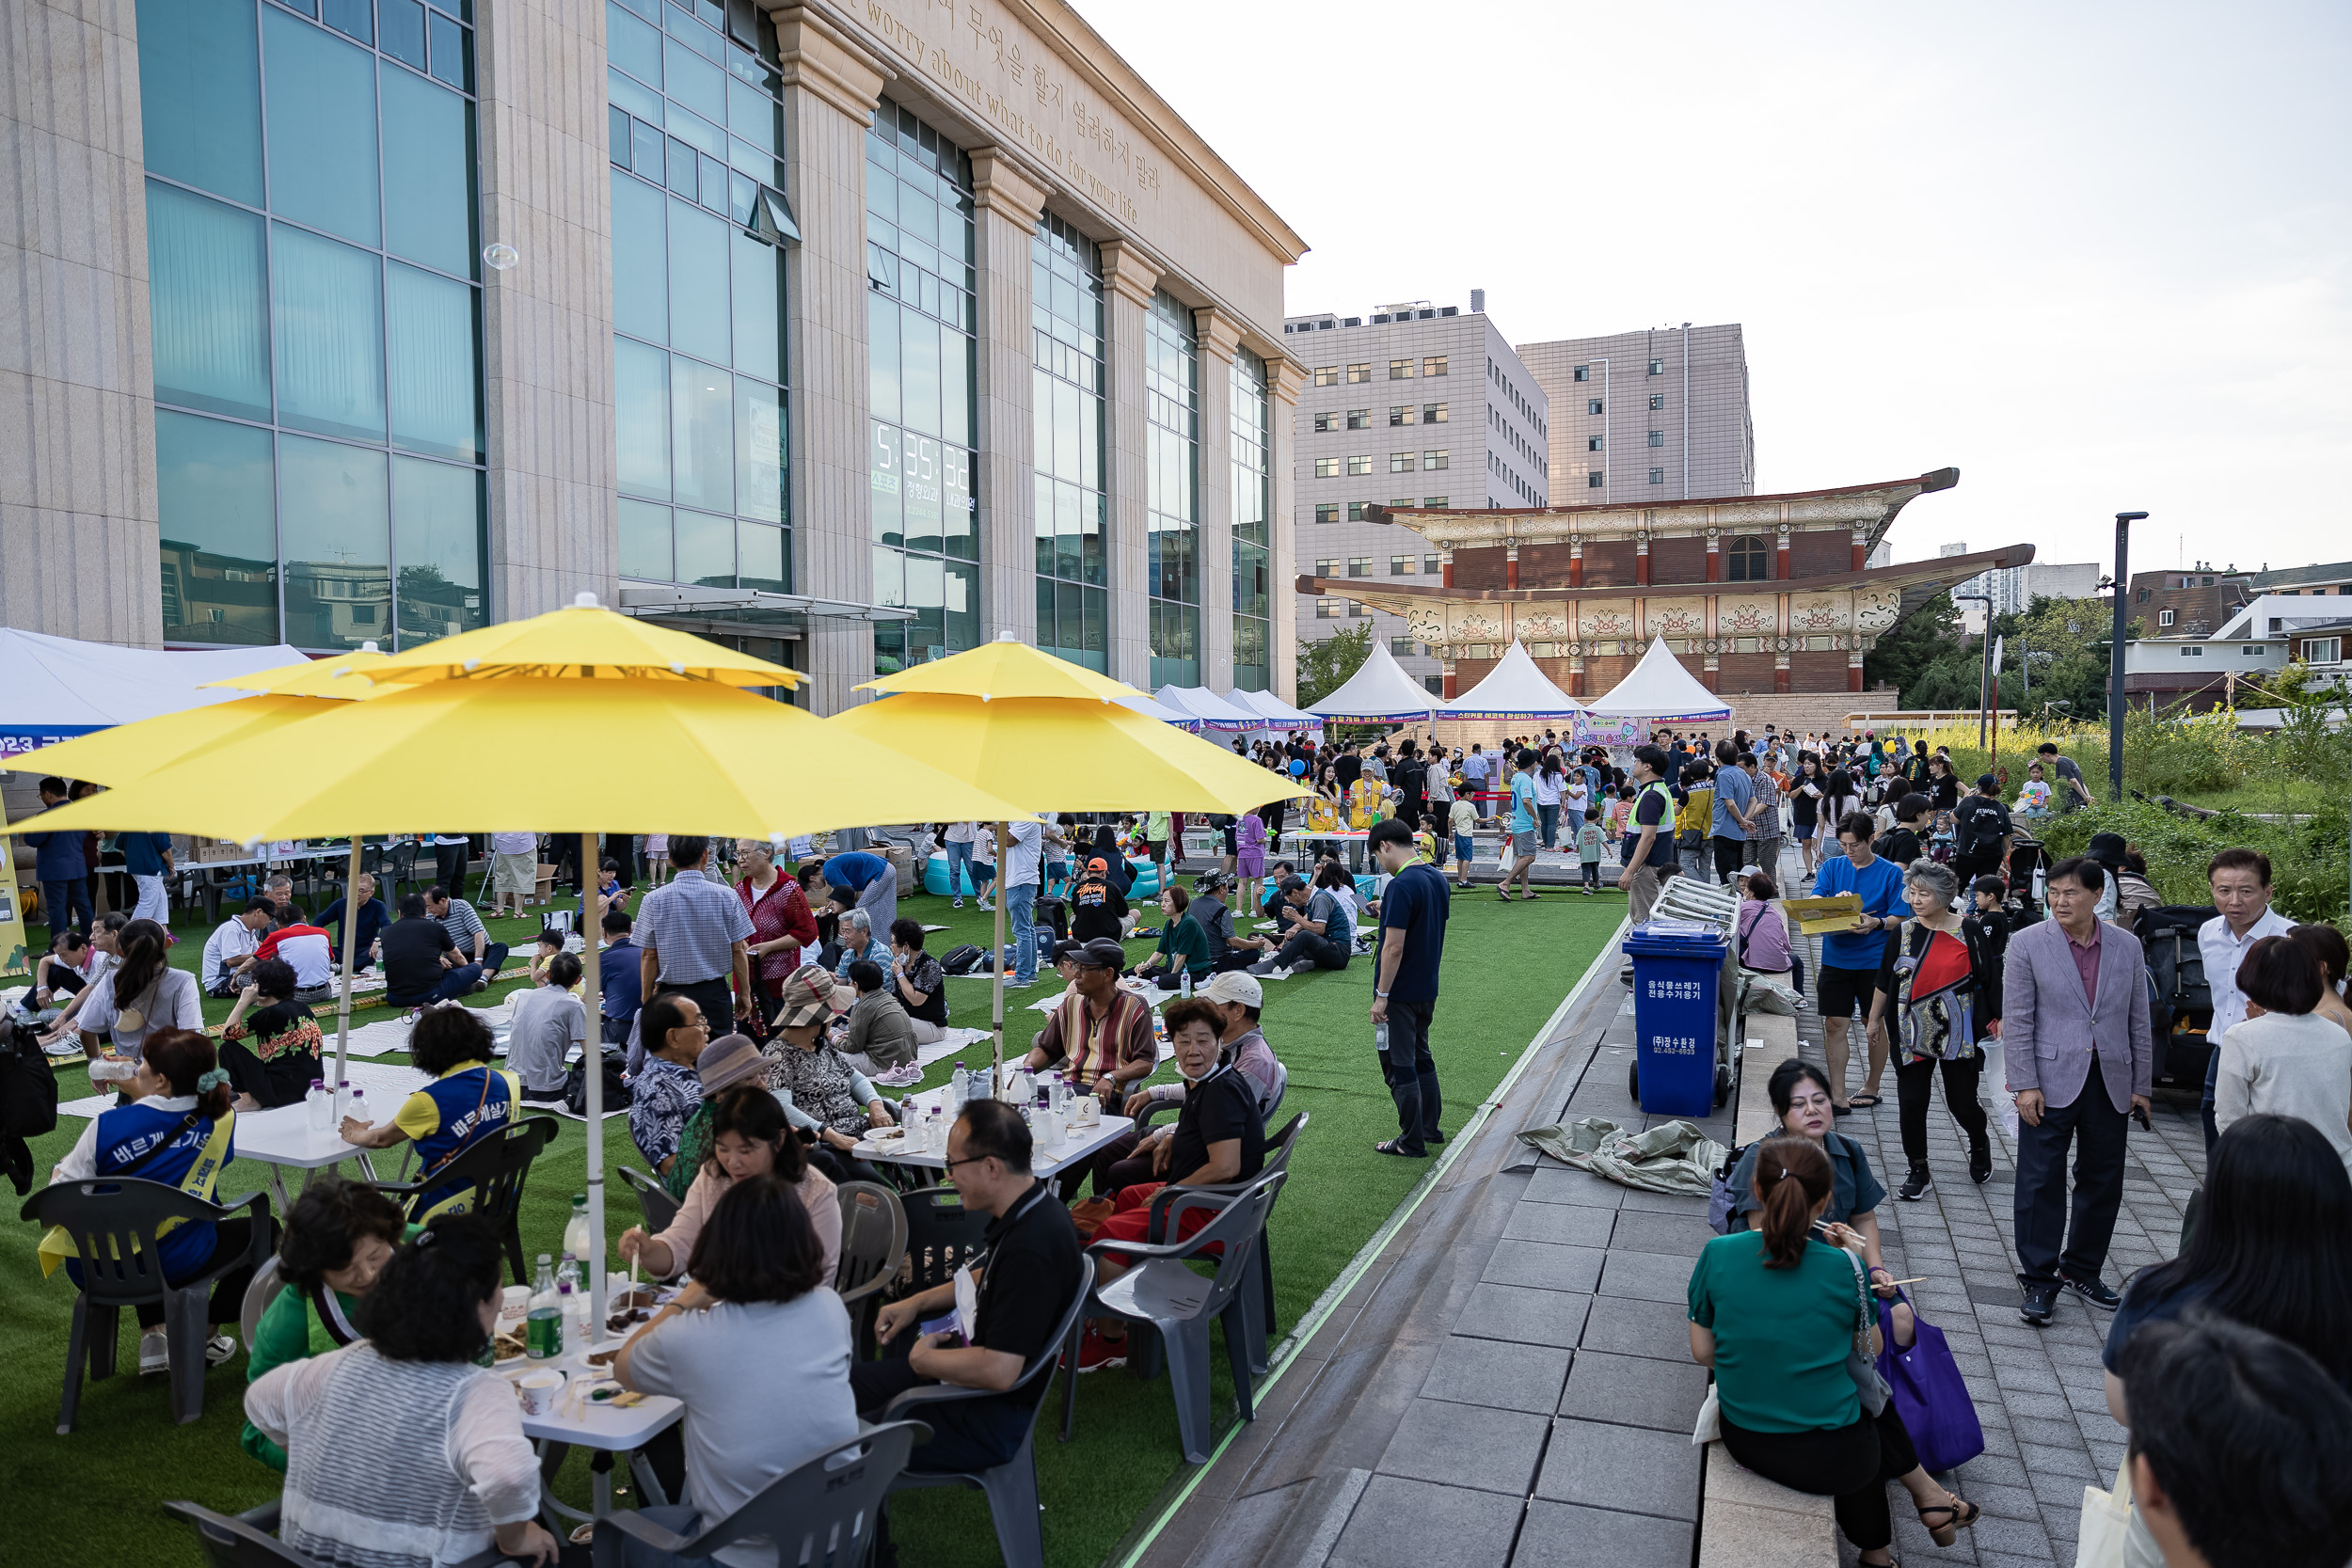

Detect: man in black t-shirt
[380, 892, 480, 1008]
[1392, 740, 1428, 830]
[1371, 817, 1449, 1157]
[1950, 773, 2014, 886]
[853, 1100, 1082, 1470]
[1334, 743, 1362, 792]
[1067, 857, 1129, 942]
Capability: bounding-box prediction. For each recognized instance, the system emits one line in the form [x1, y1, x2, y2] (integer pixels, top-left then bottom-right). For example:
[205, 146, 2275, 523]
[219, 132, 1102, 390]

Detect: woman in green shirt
[1131, 885, 1213, 990]
[241, 1178, 410, 1471]
[1688, 1137, 1979, 1566]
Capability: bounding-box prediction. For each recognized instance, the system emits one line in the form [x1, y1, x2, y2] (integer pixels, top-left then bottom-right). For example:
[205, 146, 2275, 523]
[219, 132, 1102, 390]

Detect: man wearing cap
[1950, 773, 2014, 890]
[1068, 857, 1129, 944]
[1022, 938, 1156, 1108]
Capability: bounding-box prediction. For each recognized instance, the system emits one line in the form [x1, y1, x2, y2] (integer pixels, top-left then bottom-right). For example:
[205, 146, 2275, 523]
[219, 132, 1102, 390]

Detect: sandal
[1848, 1092, 1883, 1109]
[1374, 1139, 1425, 1158]
[1916, 1497, 1980, 1546]
[1496, 890, 1516, 902]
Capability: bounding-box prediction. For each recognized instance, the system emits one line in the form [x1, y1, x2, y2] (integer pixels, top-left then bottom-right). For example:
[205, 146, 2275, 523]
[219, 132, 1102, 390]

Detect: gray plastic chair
[238, 1256, 287, 1356]
[1125, 1107, 1308, 1373]
[22, 1179, 273, 1433]
[167, 1500, 507, 1568]
[1064, 1170, 1284, 1463]
[373, 1115, 559, 1285]
[595, 1419, 930, 1566]
[833, 1180, 907, 1309]
[885, 1255, 1096, 1568]
[619, 1164, 681, 1233]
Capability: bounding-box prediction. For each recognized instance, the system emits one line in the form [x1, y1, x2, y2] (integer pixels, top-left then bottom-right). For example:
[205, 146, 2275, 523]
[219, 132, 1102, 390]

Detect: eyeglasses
[942, 1153, 996, 1172]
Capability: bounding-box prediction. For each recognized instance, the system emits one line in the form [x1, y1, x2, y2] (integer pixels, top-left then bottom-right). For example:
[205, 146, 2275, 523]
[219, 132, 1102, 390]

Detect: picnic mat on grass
[1515, 1116, 1725, 1197]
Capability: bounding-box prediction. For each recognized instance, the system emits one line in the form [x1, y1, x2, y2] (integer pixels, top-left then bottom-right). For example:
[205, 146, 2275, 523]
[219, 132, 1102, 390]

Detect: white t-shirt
[1564, 783, 1591, 821]
[1532, 771, 1563, 807]
[75, 965, 203, 1057]
[1001, 819, 1044, 888]
[201, 917, 258, 990]
[271, 930, 335, 990]
[944, 821, 977, 845]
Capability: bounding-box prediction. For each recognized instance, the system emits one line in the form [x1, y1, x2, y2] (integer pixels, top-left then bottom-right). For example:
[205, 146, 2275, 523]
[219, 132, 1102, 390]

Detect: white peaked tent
[1307, 641, 1445, 721]
[1582, 635, 1733, 723]
[1445, 641, 1583, 721]
[1117, 690, 1201, 733]
[1230, 689, 1318, 730]
[1153, 685, 1259, 733]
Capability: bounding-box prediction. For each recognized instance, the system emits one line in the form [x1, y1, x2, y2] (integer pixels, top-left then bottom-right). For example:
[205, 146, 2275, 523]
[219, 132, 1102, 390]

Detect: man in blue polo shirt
[1811, 810, 1911, 1114]
[1371, 817, 1450, 1157]
[821, 847, 898, 945]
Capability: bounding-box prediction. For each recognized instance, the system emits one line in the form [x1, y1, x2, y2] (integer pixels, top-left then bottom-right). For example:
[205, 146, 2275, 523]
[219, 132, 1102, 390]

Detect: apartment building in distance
[1945, 547, 2103, 630]
[1285, 292, 1549, 691]
[1515, 324, 1754, 506]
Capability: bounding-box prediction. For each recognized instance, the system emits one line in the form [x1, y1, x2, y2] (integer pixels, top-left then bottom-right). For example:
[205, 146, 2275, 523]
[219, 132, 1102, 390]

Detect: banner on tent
[1, 728, 99, 760]
[1573, 715, 1645, 748]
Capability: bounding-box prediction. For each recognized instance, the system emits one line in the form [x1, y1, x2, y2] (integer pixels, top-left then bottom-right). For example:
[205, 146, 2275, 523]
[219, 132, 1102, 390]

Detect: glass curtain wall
[607, 0, 792, 594]
[1145, 290, 1199, 689]
[1030, 215, 1107, 671]
[137, 0, 485, 650]
[1231, 349, 1272, 691]
[865, 98, 977, 675]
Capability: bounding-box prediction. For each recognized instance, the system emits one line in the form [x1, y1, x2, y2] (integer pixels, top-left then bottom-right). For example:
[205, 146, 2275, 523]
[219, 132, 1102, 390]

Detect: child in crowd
[1607, 784, 1636, 842]
[525, 928, 567, 987]
[1412, 813, 1438, 866]
[1576, 807, 1607, 895]
[643, 833, 670, 886]
[1449, 796, 1482, 891]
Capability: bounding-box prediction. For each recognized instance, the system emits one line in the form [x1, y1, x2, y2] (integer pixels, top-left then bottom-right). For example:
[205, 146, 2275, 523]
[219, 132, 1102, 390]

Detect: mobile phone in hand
[2131, 1104, 2153, 1132]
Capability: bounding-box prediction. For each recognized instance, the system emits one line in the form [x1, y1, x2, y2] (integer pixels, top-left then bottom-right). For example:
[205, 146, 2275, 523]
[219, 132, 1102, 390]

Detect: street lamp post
[2110, 512, 2149, 802]
[1956, 593, 1995, 749]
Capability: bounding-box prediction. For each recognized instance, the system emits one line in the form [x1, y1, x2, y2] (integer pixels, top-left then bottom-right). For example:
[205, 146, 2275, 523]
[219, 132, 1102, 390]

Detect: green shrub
[2035, 799, 2347, 923]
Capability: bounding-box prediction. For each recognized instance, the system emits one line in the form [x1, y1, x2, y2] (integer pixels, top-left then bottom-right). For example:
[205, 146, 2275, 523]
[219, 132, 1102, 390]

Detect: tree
[1864, 593, 1964, 700]
[1296, 624, 1373, 707]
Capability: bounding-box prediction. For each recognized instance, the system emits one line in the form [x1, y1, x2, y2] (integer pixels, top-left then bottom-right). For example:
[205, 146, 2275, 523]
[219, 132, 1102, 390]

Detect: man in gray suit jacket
[2002, 855, 2154, 1326]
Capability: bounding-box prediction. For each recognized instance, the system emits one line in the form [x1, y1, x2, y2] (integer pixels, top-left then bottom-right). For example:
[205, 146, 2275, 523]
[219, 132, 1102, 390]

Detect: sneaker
[2064, 1275, 2122, 1310]
[2019, 1281, 2060, 1326]
[1074, 1326, 1126, 1374]
[138, 1328, 168, 1375]
[1968, 1141, 1993, 1184]
[952, 897, 963, 909]
[874, 1063, 924, 1089]
[1247, 960, 1279, 976]
[206, 1333, 238, 1367]
[1898, 1164, 1933, 1203]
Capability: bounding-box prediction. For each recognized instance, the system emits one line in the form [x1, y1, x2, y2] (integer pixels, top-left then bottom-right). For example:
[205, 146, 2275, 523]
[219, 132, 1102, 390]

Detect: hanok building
[1302, 467, 2033, 733]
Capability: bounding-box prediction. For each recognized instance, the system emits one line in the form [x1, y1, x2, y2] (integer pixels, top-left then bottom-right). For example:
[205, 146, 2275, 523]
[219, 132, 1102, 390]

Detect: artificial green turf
[3, 882, 1624, 1568]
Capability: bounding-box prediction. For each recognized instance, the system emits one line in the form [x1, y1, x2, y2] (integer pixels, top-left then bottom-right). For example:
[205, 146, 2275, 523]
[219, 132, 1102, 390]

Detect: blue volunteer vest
[407, 1064, 516, 1219]
[92, 1101, 236, 1275]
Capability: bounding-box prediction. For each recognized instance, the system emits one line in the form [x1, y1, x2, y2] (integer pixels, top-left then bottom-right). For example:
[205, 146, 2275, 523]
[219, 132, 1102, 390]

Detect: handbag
[1842, 1248, 1891, 1417]
[1691, 1384, 1722, 1445]
[563, 1052, 632, 1116]
[2074, 1450, 2134, 1568]
[1875, 1288, 1985, 1472]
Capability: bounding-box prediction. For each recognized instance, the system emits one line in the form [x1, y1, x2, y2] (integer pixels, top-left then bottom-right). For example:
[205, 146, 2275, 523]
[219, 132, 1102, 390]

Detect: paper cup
[517, 1370, 565, 1417]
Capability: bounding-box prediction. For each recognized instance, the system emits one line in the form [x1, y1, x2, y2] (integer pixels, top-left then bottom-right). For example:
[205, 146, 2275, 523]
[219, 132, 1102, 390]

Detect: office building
[1949, 557, 2102, 629]
[1514, 324, 1753, 506]
[2, 0, 1306, 710]
[1286, 294, 1549, 692]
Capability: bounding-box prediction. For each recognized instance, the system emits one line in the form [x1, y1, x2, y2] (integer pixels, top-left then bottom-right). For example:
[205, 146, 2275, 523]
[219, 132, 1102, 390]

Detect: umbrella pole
[581, 831, 608, 1341]
[991, 820, 1008, 1095]
[331, 835, 359, 1093]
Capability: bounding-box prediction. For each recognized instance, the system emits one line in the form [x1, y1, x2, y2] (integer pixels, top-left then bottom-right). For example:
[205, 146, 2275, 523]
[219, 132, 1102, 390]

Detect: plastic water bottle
[345, 1088, 366, 1128]
[562, 1194, 592, 1262]
[557, 1254, 589, 1344]
[332, 1080, 353, 1121]
[305, 1079, 330, 1131]
[526, 1255, 562, 1359]
[1374, 1021, 1390, 1056]
[950, 1062, 969, 1109]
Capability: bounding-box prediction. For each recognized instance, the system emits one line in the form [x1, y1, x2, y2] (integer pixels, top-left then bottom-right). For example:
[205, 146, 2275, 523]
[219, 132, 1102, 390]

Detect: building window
[1726, 534, 1768, 580]
[1028, 212, 1108, 672]
[1422, 451, 1448, 470]
[1315, 598, 1341, 618]
[1313, 365, 1338, 386]
[1391, 637, 1417, 656]
[2157, 609, 2175, 626]
[1422, 498, 1447, 509]
[1144, 289, 1200, 688]
[1347, 558, 1371, 577]
[2307, 638, 2341, 664]
[1346, 363, 1371, 383]
[1389, 405, 1416, 426]
[1648, 430, 1664, 447]
[1391, 556, 1414, 575]
[143, 0, 493, 650]
[1423, 673, 1444, 693]
[2244, 645, 2263, 656]
[1348, 601, 1367, 618]
[1386, 452, 1412, 473]
[1573, 365, 1589, 382]
[1389, 358, 1413, 379]
[1345, 408, 1371, 430]
[1314, 558, 1337, 576]
[1234, 371, 1277, 693]
[1346, 500, 1369, 522]
[1587, 436, 1603, 452]
[1649, 358, 1664, 374]
[1345, 454, 1371, 476]
[1422, 356, 1447, 376]
[1424, 403, 1447, 423]
[1649, 393, 1664, 410]
[2182, 646, 2204, 657]
[1649, 468, 1665, 484]
[1587, 472, 1605, 488]
[1314, 456, 1340, 479]
[1314, 503, 1338, 524]
[1424, 553, 1443, 574]
[1312, 410, 1339, 432]
[1587, 399, 1603, 416]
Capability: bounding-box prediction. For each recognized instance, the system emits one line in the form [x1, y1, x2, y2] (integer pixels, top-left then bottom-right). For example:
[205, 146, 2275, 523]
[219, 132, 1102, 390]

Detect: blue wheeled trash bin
[1623, 921, 1730, 1117]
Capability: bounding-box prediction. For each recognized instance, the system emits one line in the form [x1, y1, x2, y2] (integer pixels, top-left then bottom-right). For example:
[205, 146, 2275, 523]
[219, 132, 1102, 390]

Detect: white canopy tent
[1229, 689, 1319, 730]
[1581, 635, 1734, 723]
[0, 628, 310, 762]
[1118, 690, 1202, 733]
[1153, 685, 1260, 733]
[1307, 641, 1446, 722]
[1444, 641, 1583, 721]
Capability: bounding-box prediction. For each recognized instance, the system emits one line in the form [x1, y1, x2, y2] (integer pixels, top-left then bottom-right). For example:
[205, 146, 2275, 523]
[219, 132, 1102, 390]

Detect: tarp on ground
[1515, 1116, 1726, 1197]
[0, 629, 310, 761]
[1153, 685, 1261, 734]
[1445, 641, 1583, 721]
[1581, 636, 1734, 724]
[1306, 642, 1446, 722]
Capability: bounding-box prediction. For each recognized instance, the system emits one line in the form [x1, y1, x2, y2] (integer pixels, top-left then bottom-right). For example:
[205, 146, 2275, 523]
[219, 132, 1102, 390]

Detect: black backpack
[940, 943, 984, 976]
[563, 1052, 632, 1117]
[0, 1018, 60, 1195]
[2139, 904, 2218, 1036]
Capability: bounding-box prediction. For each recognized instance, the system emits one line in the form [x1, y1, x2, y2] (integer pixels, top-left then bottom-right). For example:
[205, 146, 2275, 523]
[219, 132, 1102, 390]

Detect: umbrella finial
[574, 591, 600, 609]
[995, 629, 1017, 641]
[359, 640, 380, 653]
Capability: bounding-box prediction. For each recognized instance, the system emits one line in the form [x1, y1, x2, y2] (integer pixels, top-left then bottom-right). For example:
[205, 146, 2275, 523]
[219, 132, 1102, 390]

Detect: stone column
[1705, 531, 1720, 582]
[1438, 546, 1455, 589]
[1504, 543, 1519, 590]
[0, 0, 158, 644]
[477, 0, 615, 621]
[1568, 536, 1583, 589]
[968, 149, 1045, 647]
[1267, 357, 1305, 703]
[1848, 646, 1865, 692]
[774, 6, 888, 712]
[1849, 527, 1867, 572]
[1193, 307, 1241, 691]
[1635, 531, 1651, 586]
[1775, 522, 1791, 580]
[1100, 239, 1159, 688]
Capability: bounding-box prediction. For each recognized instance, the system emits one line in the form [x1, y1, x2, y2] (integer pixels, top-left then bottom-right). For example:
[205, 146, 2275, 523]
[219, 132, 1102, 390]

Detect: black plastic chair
[383, 842, 421, 902]
[167, 1500, 509, 1568]
[1128, 1106, 1308, 1372]
[896, 1182, 993, 1298]
[373, 1116, 559, 1285]
[885, 1258, 1094, 1568]
[21, 1179, 272, 1433]
[834, 1180, 908, 1310]
[618, 1164, 681, 1233]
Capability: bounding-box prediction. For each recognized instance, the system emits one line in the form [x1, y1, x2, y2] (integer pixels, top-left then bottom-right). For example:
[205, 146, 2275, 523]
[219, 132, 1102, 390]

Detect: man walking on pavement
[2197, 847, 2294, 1151]
[1949, 773, 2013, 888]
[1616, 744, 1679, 924]
[2003, 856, 2153, 1326]
[1369, 817, 1447, 1157]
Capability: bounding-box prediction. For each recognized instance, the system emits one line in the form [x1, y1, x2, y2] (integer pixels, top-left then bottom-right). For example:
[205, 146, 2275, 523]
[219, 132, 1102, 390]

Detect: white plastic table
[856, 1090, 1135, 1180]
[230, 1063, 426, 1204]
[492, 1315, 685, 1524]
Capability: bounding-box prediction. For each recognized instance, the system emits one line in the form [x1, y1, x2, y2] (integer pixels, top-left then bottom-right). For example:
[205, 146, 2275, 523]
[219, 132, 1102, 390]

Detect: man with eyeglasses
[852, 1099, 1082, 1475]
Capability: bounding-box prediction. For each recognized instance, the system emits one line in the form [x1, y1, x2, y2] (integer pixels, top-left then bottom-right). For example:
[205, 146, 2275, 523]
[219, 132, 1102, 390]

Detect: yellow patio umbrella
[359, 596, 803, 688]
[207, 642, 394, 698]
[831, 637, 1313, 1084]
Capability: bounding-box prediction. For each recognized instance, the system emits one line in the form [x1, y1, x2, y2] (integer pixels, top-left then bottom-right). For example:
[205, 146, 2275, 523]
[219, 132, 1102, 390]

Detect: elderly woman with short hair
[734, 837, 817, 1014]
[1888, 859, 1999, 1202]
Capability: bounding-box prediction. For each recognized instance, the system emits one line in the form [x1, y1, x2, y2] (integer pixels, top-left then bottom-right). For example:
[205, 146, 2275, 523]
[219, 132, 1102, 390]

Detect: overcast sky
[1081, 0, 2351, 578]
